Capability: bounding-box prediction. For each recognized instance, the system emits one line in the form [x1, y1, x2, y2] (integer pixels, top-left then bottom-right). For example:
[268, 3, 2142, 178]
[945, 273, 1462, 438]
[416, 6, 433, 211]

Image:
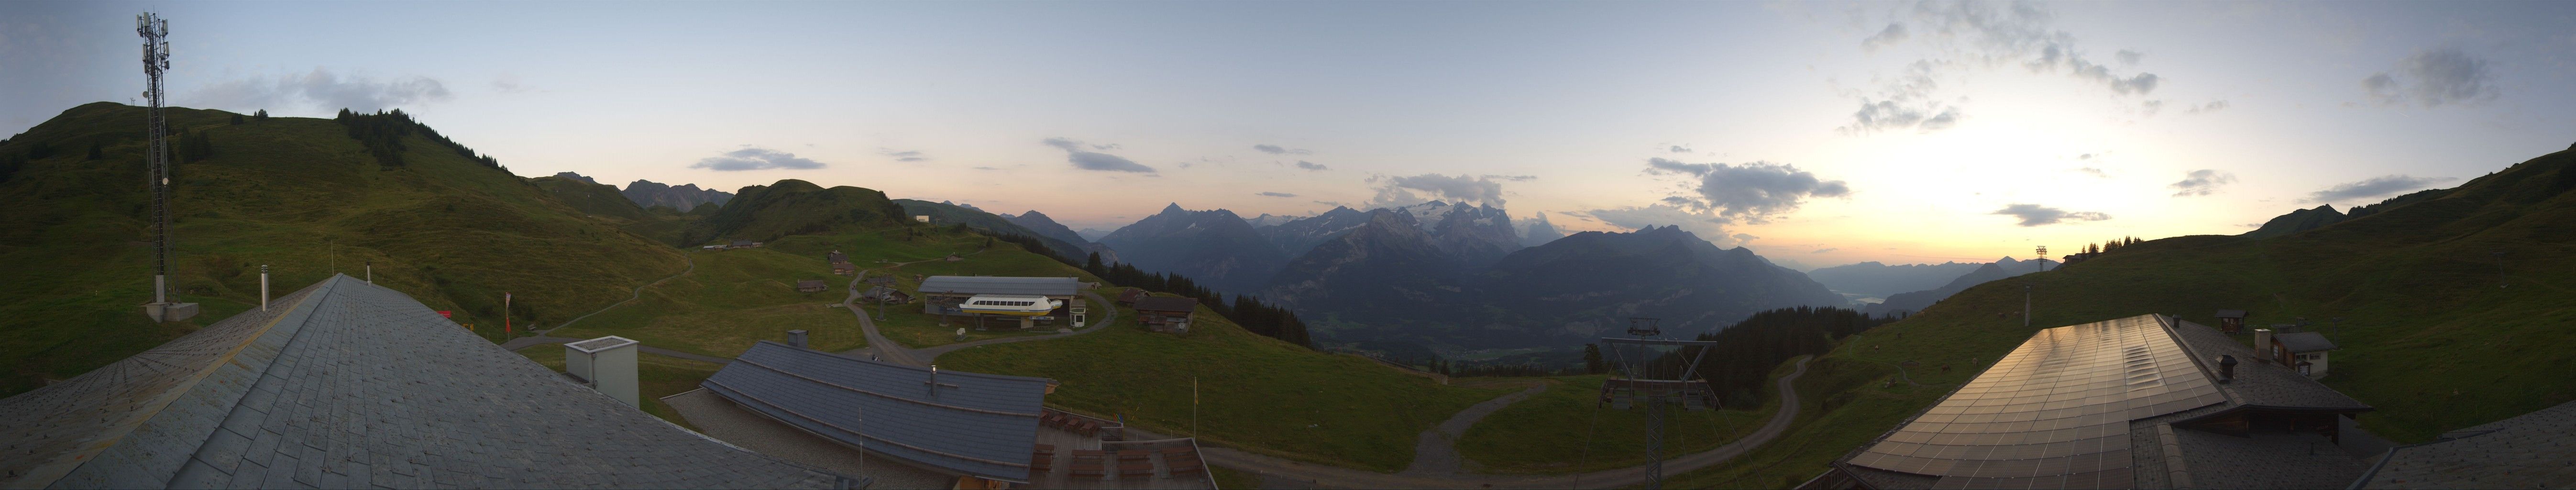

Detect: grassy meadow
[1454, 375, 1768, 475]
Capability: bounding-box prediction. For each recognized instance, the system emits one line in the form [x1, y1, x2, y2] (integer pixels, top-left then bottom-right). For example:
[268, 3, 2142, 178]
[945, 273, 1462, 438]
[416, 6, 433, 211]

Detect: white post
[365, 261, 372, 284]
[259, 265, 269, 311]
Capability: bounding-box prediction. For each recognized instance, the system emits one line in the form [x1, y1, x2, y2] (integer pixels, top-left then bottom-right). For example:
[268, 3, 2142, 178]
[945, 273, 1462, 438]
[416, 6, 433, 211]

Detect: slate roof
[2273, 332, 2337, 353]
[1825, 314, 2376, 490]
[701, 342, 1049, 483]
[915, 276, 1079, 297]
[0, 275, 854, 489]
[1131, 296, 1199, 313]
[2356, 399, 2576, 489]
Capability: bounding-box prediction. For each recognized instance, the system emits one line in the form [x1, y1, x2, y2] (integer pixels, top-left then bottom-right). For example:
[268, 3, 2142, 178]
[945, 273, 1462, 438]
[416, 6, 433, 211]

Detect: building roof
[916, 276, 1079, 297]
[2273, 331, 2337, 352]
[1132, 296, 1199, 313]
[827, 252, 848, 262]
[2214, 309, 2246, 318]
[0, 275, 853, 489]
[702, 342, 1050, 483]
[2356, 399, 2576, 489]
[1830, 314, 2373, 490]
[731, 239, 755, 246]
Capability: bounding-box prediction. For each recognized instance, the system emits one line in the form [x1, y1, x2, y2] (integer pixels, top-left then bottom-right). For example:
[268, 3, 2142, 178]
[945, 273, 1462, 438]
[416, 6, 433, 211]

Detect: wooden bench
[1159, 446, 1205, 477]
[1118, 461, 1155, 479]
[1031, 444, 1056, 474]
[1070, 450, 1109, 479]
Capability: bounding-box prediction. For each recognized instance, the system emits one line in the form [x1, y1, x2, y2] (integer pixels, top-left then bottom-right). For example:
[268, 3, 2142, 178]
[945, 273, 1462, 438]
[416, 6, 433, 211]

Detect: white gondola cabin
[957, 295, 1063, 316]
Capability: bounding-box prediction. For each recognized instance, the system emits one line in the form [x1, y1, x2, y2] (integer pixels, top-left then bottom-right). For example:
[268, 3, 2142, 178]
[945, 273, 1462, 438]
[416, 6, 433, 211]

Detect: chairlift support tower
[1596, 317, 1723, 490]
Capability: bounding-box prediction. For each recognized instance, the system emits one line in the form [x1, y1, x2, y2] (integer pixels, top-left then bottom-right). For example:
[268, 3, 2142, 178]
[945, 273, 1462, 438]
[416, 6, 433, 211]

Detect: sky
[6, 1, 2574, 269]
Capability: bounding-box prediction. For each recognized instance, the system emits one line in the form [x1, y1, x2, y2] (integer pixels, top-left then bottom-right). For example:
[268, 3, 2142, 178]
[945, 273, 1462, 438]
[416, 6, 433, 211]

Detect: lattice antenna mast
[139, 12, 172, 305]
[1598, 317, 1721, 490]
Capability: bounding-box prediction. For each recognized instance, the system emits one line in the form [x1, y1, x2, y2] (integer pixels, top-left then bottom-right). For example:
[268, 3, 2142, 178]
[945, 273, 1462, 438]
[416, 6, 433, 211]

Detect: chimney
[2253, 329, 2273, 362]
[2218, 355, 2237, 383]
[788, 329, 809, 348]
[565, 336, 641, 408]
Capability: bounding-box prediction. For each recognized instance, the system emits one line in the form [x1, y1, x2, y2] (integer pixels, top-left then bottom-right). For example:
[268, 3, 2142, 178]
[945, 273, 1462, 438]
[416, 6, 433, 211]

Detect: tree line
[334, 109, 504, 171]
[1616, 306, 1893, 409]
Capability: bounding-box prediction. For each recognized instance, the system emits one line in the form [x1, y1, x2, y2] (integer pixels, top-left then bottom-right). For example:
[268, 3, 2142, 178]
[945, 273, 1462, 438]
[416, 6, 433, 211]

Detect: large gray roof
[916, 276, 1079, 297]
[0, 275, 854, 489]
[2357, 399, 2576, 489]
[1829, 314, 2376, 490]
[2272, 331, 2338, 352]
[702, 342, 1049, 483]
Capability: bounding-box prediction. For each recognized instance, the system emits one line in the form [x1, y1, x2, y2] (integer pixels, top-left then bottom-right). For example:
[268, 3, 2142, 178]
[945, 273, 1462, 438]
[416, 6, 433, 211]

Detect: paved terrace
[0, 275, 857, 489]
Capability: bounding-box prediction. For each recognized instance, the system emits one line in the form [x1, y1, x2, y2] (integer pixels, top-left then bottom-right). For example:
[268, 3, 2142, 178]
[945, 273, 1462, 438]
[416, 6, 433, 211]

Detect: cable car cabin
[1599, 378, 1717, 411]
[957, 295, 1063, 316]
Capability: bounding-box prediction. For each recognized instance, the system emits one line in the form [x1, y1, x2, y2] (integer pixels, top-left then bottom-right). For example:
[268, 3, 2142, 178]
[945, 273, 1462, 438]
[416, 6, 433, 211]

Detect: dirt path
[1398, 381, 1547, 476]
[1198, 356, 1816, 489]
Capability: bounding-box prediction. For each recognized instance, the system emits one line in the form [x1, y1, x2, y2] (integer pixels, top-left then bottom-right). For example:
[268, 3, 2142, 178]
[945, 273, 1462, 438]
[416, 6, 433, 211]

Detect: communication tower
[137, 12, 197, 322]
[1597, 317, 1721, 489]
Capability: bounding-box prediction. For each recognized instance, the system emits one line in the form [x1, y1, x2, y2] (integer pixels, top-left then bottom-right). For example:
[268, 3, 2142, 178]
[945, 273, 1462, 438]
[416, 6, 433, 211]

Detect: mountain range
[622, 179, 734, 212]
[1098, 204, 1290, 293]
[1860, 256, 2057, 316]
[1805, 260, 1984, 299]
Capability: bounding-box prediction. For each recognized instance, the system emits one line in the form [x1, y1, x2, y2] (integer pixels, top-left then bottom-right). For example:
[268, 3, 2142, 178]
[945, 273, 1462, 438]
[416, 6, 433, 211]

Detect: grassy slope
[547, 246, 868, 358]
[1455, 375, 1767, 475]
[1668, 147, 2576, 487]
[515, 342, 724, 432]
[0, 103, 683, 396]
[941, 297, 1517, 473]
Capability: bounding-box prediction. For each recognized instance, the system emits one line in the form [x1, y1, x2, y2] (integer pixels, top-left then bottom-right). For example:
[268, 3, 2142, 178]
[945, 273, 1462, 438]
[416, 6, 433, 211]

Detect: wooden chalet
[1114, 288, 1145, 306]
[832, 262, 856, 275]
[794, 279, 828, 293]
[2214, 309, 2248, 334]
[1130, 296, 1196, 334]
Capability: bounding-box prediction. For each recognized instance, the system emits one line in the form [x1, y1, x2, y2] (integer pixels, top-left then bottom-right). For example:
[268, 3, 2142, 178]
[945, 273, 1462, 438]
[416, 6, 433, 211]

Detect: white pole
[365, 262, 372, 284]
[259, 265, 269, 311]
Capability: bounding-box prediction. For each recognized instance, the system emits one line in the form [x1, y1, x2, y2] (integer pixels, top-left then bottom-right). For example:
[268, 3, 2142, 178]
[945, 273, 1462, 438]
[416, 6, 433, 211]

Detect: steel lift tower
[1597, 318, 1722, 489]
[137, 12, 197, 323]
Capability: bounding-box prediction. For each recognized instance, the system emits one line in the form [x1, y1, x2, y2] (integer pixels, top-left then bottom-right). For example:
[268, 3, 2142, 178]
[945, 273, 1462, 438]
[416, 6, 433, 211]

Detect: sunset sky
[6, 1, 2573, 269]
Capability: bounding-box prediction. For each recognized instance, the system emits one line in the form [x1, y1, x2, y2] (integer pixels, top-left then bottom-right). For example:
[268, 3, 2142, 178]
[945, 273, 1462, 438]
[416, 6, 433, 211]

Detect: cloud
[1483, 174, 1538, 181]
[1839, 2, 2162, 133]
[2168, 169, 2236, 197]
[1363, 173, 1510, 208]
[1990, 203, 2111, 226]
[184, 68, 452, 113]
[1578, 204, 1745, 247]
[2079, 153, 2094, 159]
[879, 148, 928, 162]
[1641, 158, 1851, 224]
[1043, 137, 1155, 173]
[1812, 248, 1840, 254]
[2185, 100, 2230, 114]
[1860, 22, 1911, 52]
[690, 146, 828, 171]
[1295, 160, 1329, 171]
[1670, 145, 1694, 153]
[2075, 167, 2108, 178]
[1256, 191, 1298, 198]
[2301, 175, 2458, 203]
[1253, 144, 1311, 155]
[2362, 48, 2499, 108]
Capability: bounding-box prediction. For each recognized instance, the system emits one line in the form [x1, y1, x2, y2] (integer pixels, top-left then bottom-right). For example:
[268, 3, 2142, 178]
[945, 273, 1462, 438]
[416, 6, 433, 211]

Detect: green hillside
[682, 178, 909, 246]
[1671, 145, 2576, 488]
[892, 198, 1090, 260]
[0, 103, 685, 396]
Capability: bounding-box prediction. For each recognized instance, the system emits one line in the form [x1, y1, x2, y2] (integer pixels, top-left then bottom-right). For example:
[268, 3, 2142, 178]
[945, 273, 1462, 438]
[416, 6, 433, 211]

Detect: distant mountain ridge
[622, 179, 734, 212]
[1098, 204, 1289, 294]
[1807, 261, 1983, 298]
[2243, 204, 2350, 239]
[1521, 212, 1566, 246]
[1861, 257, 2056, 316]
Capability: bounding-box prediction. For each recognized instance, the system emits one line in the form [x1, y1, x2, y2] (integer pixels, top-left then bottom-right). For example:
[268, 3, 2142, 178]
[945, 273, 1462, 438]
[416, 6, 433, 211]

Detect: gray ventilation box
[565, 336, 640, 408]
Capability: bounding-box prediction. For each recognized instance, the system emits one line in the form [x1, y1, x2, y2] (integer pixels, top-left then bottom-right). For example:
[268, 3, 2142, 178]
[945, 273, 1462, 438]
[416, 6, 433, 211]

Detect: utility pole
[135, 12, 196, 322]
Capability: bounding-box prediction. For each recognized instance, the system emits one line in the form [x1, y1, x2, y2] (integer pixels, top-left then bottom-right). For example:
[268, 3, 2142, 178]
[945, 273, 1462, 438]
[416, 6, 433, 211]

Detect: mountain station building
[918, 276, 1081, 329]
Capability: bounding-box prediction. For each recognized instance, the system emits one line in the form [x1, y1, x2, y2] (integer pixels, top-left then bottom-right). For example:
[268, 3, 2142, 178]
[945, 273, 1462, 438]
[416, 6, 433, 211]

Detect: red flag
[437, 310, 452, 318]
[504, 292, 513, 334]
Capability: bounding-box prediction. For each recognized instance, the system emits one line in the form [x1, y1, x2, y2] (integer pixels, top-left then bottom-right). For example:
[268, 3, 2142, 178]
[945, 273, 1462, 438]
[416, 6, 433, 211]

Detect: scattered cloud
[1253, 144, 1311, 155]
[879, 148, 928, 162]
[1812, 247, 1840, 254]
[1295, 160, 1329, 171]
[1669, 145, 1694, 153]
[184, 67, 452, 113]
[2075, 167, 2108, 178]
[489, 74, 532, 94]
[1840, 2, 2163, 133]
[1990, 204, 2111, 226]
[1257, 191, 1298, 198]
[2362, 48, 2499, 108]
[1860, 22, 1911, 52]
[1043, 137, 1154, 173]
[690, 146, 828, 171]
[2301, 175, 2458, 203]
[1641, 158, 1851, 224]
[2078, 153, 2094, 159]
[1362, 173, 1511, 209]
[1483, 174, 1538, 181]
[2168, 169, 2236, 197]
[2185, 100, 2230, 114]
[972, 167, 1000, 170]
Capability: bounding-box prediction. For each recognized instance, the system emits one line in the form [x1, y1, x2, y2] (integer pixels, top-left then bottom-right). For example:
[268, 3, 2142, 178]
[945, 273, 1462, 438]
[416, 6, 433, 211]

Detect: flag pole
[1192, 376, 1199, 438]
[504, 292, 512, 336]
